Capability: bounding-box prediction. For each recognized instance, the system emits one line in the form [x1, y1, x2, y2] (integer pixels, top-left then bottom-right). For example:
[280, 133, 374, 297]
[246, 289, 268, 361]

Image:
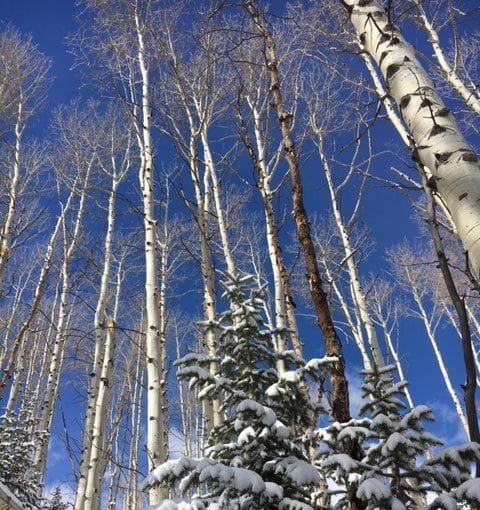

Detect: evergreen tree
[316, 365, 480, 509]
[41, 487, 69, 510]
[0, 393, 45, 509]
[142, 273, 333, 509]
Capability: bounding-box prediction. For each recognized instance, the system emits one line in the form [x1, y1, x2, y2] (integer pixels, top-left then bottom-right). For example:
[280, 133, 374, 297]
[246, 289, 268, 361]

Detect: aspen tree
[33, 105, 95, 480]
[159, 18, 223, 432]
[311, 122, 384, 369]
[238, 85, 301, 359]
[131, 8, 170, 498]
[389, 243, 469, 436]
[75, 4, 170, 500]
[0, 172, 79, 401]
[0, 28, 50, 295]
[75, 109, 131, 510]
[341, 0, 480, 277]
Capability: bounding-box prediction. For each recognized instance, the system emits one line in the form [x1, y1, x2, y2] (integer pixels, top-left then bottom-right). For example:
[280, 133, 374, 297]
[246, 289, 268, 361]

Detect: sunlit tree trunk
[0, 102, 23, 295]
[343, 0, 480, 276]
[405, 266, 469, 436]
[316, 133, 384, 369]
[245, 97, 300, 360]
[413, 1, 480, 114]
[0, 179, 78, 400]
[33, 164, 91, 481]
[133, 5, 168, 503]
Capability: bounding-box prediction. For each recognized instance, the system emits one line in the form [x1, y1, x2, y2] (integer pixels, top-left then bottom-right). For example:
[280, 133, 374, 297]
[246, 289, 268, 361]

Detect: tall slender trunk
[246, 98, 301, 359]
[5, 332, 29, 413]
[244, 6, 364, 508]
[406, 268, 469, 436]
[245, 0, 352, 425]
[33, 165, 91, 480]
[125, 335, 143, 510]
[200, 129, 236, 276]
[317, 134, 384, 369]
[157, 178, 171, 473]
[0, 101, 23, 295]
[75, 173, 118, 510]
[342, 0, 480, 276]
[134, 7, 168, 504]
[0, 179, 78, 400]
[83, 318, 115, 510]
[188, 150, 221, 433]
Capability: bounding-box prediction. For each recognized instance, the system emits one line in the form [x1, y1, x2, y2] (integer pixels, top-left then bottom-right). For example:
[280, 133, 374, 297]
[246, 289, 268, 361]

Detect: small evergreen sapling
[142, 273, 333, 509]
[316, 365, 480, 509]
[41, 487, 69, 510]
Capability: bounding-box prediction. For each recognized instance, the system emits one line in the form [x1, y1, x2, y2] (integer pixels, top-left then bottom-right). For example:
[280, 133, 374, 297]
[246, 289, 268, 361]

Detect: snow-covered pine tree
[41, 487, 69, 510]
[0, 392, 45, 509]
[142, 273, 335, 509]
[316, 364, 480, 509]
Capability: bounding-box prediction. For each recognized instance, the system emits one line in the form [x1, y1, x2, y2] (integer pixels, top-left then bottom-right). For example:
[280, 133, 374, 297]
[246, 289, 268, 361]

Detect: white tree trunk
[83, 317, 115, 510]
[317, 134, 384, 369]
[76, 172, 118, 510]
[134, 7, 168, 504]
[33, 166, 91, 480]
[0, 101, 23, 295]
[414, 1, 480, 114]
[247, 99, 301, 362]
[406, 270, 469, 435]
[0, 179, 79, 400]
[125, 335, 143, 510]
[344, 0, 480, 276]
[200, 129, 236, 276]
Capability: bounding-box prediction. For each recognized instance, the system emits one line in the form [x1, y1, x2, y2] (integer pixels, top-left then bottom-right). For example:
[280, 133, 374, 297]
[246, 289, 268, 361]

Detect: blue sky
[1, 0, 479, 500]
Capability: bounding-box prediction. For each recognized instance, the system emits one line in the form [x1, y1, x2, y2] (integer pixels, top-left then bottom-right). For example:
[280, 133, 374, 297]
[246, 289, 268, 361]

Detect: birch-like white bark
[200, 129, 236, 276]
[127, 344, 143, 510]
[169, 65, 221, 433]
[77, 140, 126, 509]
[0, 179, 78, 400]
[406, 268, 469, 435]
[0, 101, 23, 295]
[344, 0, 480, 276]
[83, 317, 115, 510]
[317, 134, 384, 369]
[134, 6, 168, 504]
[33, 164, 91, 480]
[414, 1, 480, 114]
[246, 98, 301, 361]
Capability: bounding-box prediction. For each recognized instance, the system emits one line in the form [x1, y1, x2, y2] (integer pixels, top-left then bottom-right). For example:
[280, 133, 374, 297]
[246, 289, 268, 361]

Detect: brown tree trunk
[244, 3, 364, 507]
[244, 0, 350, 423]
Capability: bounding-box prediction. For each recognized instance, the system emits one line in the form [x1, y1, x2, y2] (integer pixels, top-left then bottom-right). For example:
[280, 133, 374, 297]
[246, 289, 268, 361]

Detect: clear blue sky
[1, 0, 478, 498]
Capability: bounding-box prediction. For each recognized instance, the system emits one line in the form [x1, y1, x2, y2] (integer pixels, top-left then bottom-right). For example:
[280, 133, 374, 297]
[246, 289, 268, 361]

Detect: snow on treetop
[356, 477, 391, 502]
[197, 461, 266, 494]
[235, 399, 276, 427]
[455, 478, 480, 504]
[278, 498, 314, 510]
[272, 456, 321, 485]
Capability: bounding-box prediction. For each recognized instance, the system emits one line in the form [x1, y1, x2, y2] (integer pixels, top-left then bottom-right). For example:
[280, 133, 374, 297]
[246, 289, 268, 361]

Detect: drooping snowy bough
[342, 0, 480, 276]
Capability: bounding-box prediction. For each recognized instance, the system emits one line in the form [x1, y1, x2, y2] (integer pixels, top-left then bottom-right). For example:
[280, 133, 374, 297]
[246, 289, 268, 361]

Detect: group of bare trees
[0, 0, 480, 508]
